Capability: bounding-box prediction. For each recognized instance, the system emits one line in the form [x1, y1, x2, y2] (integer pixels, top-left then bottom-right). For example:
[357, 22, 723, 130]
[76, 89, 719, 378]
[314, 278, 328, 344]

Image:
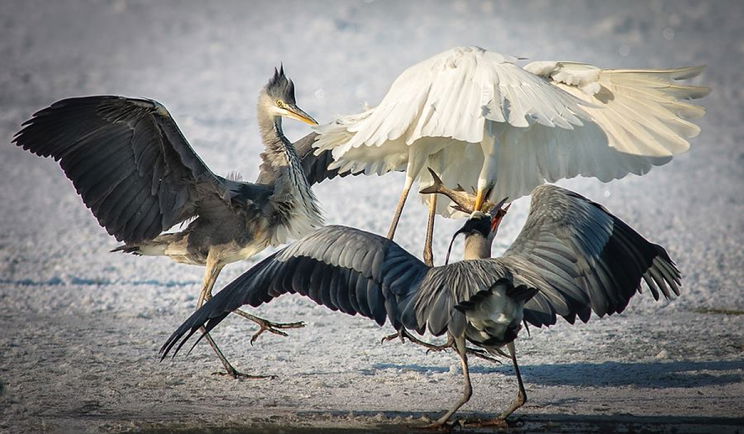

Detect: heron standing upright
[161, 183, 680, 426]
[13, 67, 329, 378]
[314, 46, 709, 265]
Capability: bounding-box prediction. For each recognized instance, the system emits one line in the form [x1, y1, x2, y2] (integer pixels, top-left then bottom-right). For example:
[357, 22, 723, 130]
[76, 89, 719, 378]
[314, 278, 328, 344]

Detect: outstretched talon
[250, 317, 305, 344]
[465, 348, 503, 364]
[229, 308, 304, 344]
[381, 329, 451, 352]
[382, 330, 503, 363]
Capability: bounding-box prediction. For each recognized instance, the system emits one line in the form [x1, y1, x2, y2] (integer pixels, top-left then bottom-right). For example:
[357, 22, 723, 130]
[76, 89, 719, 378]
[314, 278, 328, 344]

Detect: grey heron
[160, 183, 680, 426]
[13, 67, 337, 378]
[313, 45, 709, 265]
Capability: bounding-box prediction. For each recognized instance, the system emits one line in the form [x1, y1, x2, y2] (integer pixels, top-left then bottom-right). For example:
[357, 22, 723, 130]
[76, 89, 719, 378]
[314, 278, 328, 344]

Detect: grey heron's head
[445, 197, 510, 264]
[261, 65, 318, 127]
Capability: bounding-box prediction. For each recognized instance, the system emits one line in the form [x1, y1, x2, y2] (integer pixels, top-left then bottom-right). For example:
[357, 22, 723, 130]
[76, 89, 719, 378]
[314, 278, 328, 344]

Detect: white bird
[313, 46, 709, 265]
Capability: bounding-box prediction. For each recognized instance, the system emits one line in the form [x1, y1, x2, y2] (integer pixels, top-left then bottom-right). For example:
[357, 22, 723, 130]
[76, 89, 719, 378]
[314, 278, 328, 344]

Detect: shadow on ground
[373, 360, 744, 388]
[138, 413, 744, 434]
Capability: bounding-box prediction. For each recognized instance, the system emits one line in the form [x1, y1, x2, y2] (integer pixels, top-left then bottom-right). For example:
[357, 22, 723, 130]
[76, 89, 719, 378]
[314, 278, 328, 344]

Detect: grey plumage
[13, 68, 327, 378]
[161, 184, 680, 357]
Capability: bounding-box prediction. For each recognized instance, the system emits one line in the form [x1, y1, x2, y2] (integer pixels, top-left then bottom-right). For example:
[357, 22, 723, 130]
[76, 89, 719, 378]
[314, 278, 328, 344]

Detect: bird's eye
[276, 100, 284, 108]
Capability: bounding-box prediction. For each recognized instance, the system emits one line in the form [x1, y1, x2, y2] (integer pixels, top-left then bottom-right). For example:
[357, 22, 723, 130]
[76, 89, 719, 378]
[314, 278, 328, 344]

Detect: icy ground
[1, 0, 743, 432]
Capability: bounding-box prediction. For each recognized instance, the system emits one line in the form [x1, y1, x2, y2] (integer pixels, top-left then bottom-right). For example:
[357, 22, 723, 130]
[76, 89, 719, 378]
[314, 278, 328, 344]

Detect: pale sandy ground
[1, 1, 743, 433]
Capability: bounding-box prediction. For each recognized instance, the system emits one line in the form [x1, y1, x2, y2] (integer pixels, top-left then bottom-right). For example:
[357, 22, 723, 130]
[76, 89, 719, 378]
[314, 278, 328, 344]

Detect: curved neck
[258, 106, 288, 167]
[463, 233, 492, 260]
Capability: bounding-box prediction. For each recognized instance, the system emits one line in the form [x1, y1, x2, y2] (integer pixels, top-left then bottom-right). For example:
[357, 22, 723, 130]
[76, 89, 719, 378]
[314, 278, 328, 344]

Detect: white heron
[313, 46, 709, 265]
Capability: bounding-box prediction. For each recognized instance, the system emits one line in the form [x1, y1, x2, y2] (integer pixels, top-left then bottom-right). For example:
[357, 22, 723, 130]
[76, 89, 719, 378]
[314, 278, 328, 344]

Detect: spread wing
[313, 46, 708, 213]
[160, 225, 429, 358]
[523, 61, 710, 157]
[406, 184, 681, 339]
[497, 185, 681, 327]
[13, 96, 257, 243]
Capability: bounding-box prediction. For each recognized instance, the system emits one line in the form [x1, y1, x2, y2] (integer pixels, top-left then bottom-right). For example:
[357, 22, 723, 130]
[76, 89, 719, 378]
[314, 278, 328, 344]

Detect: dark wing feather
[160, 225, 429, 358]
[495, 184, 680, 327]
[255, 132, 353, 186]
[410, 260, 515, 337]
[13, 96, 252, 242]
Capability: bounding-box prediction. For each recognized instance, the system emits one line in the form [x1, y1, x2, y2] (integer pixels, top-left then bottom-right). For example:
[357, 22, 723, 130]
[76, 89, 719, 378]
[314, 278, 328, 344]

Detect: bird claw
[465, 347, 503, 364]
[381, 330, 452, 352]
[380, 331, 406, 344]
[250, 319, 305, 345]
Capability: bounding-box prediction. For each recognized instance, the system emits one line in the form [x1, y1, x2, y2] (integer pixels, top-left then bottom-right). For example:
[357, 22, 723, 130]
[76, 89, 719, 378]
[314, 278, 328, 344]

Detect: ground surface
[1, 1, 743, 433]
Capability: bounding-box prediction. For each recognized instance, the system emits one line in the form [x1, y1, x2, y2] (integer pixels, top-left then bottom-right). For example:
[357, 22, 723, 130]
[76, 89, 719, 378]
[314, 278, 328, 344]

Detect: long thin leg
[196, 259, 270, 380]
[387, 175, 415, 239]
[498, 341, 527, 419]
[470, 341, 526, 427]
[422, 193, 437, 266]
[426, 336, 472, 428]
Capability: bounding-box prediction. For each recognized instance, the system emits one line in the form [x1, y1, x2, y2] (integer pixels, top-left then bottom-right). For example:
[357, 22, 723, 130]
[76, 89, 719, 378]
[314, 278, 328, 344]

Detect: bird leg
[467, 341, 526, 427]
[422, 193, 438, 266]
[197, 259, 272, 380]
[387, 175, 415, 239]
[381, 329, 502, 363]
[381, 328, 451, 352]
[425, 336, 472, 428]
[230, 309, 304, 344]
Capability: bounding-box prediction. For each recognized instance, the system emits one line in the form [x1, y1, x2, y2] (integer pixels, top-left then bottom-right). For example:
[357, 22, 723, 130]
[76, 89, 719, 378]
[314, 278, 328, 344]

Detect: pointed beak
[283, 104, 318, 126]
[489, 197, 510, 233]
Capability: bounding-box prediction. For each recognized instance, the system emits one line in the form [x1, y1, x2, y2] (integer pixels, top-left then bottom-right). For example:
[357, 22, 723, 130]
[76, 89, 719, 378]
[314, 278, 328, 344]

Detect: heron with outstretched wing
[314, 46, 709, 266]
[161, 183, 679, 426]
[14, 67, 332, 378]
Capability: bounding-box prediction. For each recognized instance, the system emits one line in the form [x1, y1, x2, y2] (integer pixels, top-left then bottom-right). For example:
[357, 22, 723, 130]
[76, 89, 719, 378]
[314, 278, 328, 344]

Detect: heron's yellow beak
[474, 189, 486, 212]
[284, 104, 318, 126]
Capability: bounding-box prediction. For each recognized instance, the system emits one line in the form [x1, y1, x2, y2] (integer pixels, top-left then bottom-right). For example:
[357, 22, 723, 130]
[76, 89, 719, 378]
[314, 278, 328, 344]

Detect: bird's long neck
[463, 233, 492, 260]
[264, 116, 323, 243]
[258, 106, 288, 168]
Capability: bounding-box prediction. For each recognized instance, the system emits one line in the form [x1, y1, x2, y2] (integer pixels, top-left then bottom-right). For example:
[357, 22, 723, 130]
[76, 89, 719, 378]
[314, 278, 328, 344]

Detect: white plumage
[314, 46, 709, 219]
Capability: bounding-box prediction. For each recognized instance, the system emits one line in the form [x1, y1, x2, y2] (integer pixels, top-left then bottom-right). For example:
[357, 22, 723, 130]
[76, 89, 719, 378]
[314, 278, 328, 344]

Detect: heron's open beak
[284, 104, 318, 126]
[489, 197, 510, 233]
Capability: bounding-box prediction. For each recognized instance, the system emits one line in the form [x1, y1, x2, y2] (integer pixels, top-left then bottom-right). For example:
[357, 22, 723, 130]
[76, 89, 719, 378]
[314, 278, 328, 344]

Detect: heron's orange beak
[285, 104, 318, 126]
[491, 203, 511, 233]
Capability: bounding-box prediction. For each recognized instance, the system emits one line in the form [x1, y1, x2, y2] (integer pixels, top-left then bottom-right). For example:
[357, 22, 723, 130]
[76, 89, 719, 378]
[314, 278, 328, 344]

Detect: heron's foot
[249, 317, 305, 345]
[230, 308, 304, 344]
[212, 367, 276, 380]
[381, 330, 451, 353]
[381, 331, 406, 344]
[465, 347, 503, 364]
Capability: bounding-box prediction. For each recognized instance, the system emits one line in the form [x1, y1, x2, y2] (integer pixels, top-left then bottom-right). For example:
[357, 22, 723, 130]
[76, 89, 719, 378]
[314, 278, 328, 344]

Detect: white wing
[315, 46, 590, 159]
[524, 61, 710, 156]
[314, 47, 709, 216]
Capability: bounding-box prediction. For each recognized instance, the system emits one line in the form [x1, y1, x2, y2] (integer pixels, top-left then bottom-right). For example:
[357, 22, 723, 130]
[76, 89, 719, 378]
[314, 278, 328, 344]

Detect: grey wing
[160, 225, 429, 358]
[409, 260, 513, 338]
[498, 184, 681, 327]
[13, 96, 243, 243]
[256, 132, 354, 186]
